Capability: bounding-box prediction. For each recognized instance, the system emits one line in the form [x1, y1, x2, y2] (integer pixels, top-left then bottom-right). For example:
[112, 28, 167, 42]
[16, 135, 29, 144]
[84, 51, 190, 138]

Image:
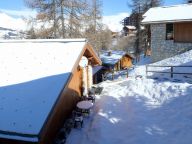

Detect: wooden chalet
[0, 39, 101, 144]
[142, 3, 192, 62]
[111, 32, 119, 38]
[100, 50, 134, 72]
[123, 25, 136, 36]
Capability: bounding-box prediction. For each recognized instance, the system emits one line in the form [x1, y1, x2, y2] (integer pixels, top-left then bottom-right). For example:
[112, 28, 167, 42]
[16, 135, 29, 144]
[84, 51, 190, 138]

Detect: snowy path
[67, 78, 192, 144]
[67, 51, 192, 144]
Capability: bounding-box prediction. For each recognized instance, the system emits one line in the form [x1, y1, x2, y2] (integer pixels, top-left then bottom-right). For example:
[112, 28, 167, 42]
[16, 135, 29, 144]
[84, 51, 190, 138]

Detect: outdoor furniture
[80, 95, 95, 103]
[86, 88, 96, 103]
[76, 100, 93, 116]
[72, 110, 83, 128]
[94, 86, 103, 95]
[87, 95, 95, 103]
[80, 95, 87, 101]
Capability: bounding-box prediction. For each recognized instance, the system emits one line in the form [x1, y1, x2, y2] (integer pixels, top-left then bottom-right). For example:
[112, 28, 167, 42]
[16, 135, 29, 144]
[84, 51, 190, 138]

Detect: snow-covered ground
[67, 50, 192, 144]
[0, 27, 26, 39]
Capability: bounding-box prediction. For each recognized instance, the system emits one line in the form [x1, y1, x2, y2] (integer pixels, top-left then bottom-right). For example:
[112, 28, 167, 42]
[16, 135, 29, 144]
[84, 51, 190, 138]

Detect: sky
[0, 0, 184, 16]
[103, 0, 184, 16]
[0, 0, 185, 31]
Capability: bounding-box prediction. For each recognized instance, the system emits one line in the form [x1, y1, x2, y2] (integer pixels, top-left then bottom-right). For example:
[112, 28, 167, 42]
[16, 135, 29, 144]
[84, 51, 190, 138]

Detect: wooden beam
[87, 56, 93, 59]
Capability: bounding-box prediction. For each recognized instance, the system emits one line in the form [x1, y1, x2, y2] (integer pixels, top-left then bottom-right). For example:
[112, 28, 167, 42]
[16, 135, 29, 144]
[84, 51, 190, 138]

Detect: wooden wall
[145, 49, 151, 56]
[40, 67, 82, 144]
[121, 55, 133, 69]
[174, 22, 192, 43]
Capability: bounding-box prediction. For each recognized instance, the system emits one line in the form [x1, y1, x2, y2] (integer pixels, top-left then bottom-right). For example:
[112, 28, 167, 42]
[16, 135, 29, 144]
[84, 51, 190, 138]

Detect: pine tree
[25, 0, 59, 38]
[25, 0, 112, 53]
[83, 0, 104, 53]
[129, 0, 162, 61]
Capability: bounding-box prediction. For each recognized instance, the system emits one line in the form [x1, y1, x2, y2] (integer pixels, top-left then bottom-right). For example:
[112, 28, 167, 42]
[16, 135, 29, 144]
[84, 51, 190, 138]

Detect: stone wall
[151, 23, 192, 62]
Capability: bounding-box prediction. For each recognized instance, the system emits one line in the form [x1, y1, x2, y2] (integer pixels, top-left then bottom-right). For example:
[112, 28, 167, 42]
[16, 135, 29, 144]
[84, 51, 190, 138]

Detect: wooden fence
[146, 65, 192, 78]
[102, 67, 130, 81]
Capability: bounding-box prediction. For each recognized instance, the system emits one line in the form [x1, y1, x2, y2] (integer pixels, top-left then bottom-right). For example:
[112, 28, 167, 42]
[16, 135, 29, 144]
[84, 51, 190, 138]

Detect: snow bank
[154, 49, 192, 66]
[146, 50, 192, 80]
[67, 76, 192, 144]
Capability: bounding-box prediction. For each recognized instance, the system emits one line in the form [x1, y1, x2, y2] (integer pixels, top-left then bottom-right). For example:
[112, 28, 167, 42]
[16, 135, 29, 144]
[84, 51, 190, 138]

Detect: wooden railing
[102, 67, 131, 81]
[146, 65, 192, 78]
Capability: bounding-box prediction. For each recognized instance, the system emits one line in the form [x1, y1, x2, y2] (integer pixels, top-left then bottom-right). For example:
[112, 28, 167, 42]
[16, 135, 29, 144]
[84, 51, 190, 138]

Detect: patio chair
[87, 95, 95, 103]
[80, 95, 88, 101]
[73, 110, 83, 128]
[82, 108, 91, 116]
[97, 87, 104, 95]
[87, 88, 96, 103]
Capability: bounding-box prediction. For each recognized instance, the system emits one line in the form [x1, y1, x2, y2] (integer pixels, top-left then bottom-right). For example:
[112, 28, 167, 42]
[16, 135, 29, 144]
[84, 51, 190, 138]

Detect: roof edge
[142, 19, 192, 25]
[0, 130, 38, 142]
[149, 3, 192, 9]
[86, 43, 102, 65]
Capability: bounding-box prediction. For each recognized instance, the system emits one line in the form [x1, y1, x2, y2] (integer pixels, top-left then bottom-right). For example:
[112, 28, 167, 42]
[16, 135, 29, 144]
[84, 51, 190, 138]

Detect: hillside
[67, 50, 192, 144]
[0, 12, 27, 39]
[0, 27, 26, 39]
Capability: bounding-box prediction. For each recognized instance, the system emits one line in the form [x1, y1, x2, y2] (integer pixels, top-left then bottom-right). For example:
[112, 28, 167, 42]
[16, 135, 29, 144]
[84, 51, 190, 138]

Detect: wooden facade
[121, 55, 133, 69]
[123, 26, 136, 36]
[0, 43, 101, 144]
[174, 22, 192, 43]
[113, 54, 134, 71]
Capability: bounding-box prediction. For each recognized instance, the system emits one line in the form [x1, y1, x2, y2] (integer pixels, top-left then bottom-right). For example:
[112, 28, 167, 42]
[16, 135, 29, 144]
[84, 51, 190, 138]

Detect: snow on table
[77, 101, 93, 110]
[0, 39, 86, 140]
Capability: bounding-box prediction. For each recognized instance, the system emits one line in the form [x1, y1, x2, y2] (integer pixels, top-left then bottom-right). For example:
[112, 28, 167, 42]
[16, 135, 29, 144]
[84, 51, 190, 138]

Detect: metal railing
[146, 65, 192, 78]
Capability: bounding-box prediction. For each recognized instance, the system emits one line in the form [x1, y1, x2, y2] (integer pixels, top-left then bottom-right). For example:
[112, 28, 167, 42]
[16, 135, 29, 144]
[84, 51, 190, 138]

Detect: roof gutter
[142, 19, 192, 25]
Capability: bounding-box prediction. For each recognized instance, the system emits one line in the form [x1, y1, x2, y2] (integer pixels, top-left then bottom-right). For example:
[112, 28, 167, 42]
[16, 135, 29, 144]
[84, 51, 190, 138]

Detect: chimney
[108, 51, 112, 56]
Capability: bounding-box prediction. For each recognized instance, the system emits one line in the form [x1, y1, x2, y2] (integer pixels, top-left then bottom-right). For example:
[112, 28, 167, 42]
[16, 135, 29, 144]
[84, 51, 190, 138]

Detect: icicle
[82, 66, 88, 96]
[87, 65, 93, 91]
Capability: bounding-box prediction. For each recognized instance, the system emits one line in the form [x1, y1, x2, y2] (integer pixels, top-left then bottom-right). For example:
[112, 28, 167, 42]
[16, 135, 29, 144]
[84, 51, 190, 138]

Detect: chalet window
[166, 23, 174, 40]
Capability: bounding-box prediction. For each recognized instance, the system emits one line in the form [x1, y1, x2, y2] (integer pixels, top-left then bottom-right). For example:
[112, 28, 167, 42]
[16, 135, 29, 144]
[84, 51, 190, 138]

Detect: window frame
[166, 23, 174, 40]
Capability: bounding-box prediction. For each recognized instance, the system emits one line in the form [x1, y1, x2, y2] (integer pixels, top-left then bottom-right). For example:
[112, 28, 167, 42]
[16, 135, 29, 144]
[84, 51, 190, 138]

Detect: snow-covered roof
[0, 39, 87, 141]
[142, 4, 192, 24]
[100, 50, 126, 66]
[92, 66, 104, 75]
[125, 25, 136, 30]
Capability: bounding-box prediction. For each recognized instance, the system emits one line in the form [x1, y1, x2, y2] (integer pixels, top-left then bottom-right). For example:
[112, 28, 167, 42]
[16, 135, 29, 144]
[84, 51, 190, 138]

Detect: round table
[77, 100, 93, 110]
